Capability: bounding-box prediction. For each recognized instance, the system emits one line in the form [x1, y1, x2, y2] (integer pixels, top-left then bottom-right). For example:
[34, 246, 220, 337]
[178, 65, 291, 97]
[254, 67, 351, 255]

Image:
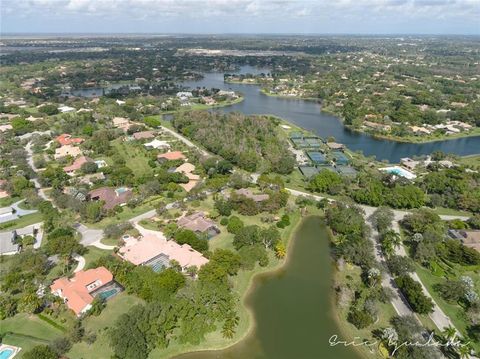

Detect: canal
[174, 216, 362, 359]
[182, 66, 480, 163]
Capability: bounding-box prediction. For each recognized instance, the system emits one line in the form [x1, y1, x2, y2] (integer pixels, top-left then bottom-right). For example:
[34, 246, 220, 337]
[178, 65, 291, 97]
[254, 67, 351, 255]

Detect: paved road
[25, 141, 50, 202]
[0, 200, 38, 223]
[160, 126, 210, 157]
[75, 223, 114, 249]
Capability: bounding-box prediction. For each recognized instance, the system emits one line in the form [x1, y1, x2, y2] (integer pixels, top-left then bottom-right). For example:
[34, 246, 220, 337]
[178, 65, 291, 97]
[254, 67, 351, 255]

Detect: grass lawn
[0, 313, 65, 357]
[67, 294, 144, 359]
[457, 154, 480, 169]
[83, 246, 111, 267]
[432, 206, 473, 217]
[110, 139, 153, 177]
[89, 195, 166, 229]
[333, 263, 396, 359]
[0, 212, 43, 231]
[0, 196, 21, 207]
[414, 263, 480, 353]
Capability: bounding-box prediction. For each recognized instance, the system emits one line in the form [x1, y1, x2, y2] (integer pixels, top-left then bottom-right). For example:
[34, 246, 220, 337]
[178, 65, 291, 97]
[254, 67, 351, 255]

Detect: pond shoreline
[168, 214, 306, 359]
[171, 216, 370, 359]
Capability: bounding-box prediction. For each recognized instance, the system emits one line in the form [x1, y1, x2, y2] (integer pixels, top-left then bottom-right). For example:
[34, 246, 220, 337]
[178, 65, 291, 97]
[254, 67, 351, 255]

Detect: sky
[1, 0, 479, 35]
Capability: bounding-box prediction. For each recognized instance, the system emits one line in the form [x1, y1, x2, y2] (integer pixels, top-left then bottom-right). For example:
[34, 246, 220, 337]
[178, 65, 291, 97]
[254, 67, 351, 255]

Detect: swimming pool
[115, 187, 128, 194]
[98, 288, 119, 300]
[379, 166, 416, 180]
[0, 348, 14, 359]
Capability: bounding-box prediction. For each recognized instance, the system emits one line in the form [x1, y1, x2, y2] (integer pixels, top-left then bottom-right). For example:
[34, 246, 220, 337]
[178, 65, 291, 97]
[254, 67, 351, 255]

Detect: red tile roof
[157, 151, 186, 161]
[50, 267, 113, 316]
[88, 187, 132, 210]
[63, 156, 92, 173]
[56, 134, 84, 146]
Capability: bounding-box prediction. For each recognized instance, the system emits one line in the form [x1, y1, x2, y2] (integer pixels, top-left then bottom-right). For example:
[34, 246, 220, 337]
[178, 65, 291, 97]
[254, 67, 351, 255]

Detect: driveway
[0, 200, 38, 224]
[73, 253, 85, 273]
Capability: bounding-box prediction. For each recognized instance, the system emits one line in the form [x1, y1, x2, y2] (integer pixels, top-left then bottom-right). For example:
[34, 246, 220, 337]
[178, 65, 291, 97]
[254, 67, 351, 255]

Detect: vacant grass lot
[67, 294, 144, 359]
[110, 139, 154, 178]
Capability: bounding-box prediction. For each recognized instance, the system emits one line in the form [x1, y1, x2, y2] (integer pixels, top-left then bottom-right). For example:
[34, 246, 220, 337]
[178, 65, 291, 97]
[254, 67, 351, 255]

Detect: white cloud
[1, 0, 478, 33]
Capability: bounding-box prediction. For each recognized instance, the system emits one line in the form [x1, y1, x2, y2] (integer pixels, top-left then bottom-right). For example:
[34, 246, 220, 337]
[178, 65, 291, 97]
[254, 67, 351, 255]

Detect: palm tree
[442, 325, 457, 342]
[381, 230, 401, 258]
[456, 340, 472, 359]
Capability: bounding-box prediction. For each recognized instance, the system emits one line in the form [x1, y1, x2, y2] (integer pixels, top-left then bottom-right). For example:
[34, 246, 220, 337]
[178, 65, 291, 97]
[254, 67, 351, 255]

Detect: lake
[182, 66, 480, 163]
[174, 216, 362, 359]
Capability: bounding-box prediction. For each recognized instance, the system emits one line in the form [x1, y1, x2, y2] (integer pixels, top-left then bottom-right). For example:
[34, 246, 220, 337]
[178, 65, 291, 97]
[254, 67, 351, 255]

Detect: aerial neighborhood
[0, 32, 479, 359]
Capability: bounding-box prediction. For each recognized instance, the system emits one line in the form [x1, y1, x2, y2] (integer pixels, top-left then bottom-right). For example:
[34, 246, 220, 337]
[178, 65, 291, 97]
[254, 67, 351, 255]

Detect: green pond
[174, 216, 363, 359]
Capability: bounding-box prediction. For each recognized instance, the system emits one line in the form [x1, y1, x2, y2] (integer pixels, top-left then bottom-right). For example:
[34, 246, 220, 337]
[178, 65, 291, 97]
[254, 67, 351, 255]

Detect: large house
[177, 212, 219, 237]
[118, 233, 209, 272]
[50, 267, 119, 316]
[235, 188, 269, 203]
[55, 145, 83, 159]
[88, 187, 132, 210]
[132, 131, 156, 140]
[144, 139, 170, 150]
[112, 117, 132, 132]
[63, 156, 93, 174]
[175, 163, 200, 192]
[448, 230, 480, 253]
[56, 134, 84, 146]
[157, 151, 186, 162]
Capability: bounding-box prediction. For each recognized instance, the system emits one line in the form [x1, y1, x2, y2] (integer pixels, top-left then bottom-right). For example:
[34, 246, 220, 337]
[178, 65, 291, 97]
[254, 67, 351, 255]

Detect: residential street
[286, 187, 465, 334]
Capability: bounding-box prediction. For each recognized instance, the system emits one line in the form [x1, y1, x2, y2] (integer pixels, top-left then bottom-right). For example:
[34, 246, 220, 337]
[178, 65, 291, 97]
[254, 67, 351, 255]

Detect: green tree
[22, 345, 58, 359]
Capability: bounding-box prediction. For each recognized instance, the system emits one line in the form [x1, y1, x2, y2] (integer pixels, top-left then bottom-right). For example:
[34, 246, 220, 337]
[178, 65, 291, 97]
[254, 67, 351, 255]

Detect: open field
[0, 313, 65, 357]
[68, 294, 144, 359]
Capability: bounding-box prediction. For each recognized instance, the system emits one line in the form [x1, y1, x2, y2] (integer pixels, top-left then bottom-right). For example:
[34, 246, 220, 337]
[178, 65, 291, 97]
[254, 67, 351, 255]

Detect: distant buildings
[58, 105, 75, 113]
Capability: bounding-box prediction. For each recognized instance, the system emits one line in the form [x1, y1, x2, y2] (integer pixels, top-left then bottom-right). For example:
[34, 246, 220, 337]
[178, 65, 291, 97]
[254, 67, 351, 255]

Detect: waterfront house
[118, 233, 209, 272]
[50, 267, 119, 316]
[326, 142, 345, 151]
